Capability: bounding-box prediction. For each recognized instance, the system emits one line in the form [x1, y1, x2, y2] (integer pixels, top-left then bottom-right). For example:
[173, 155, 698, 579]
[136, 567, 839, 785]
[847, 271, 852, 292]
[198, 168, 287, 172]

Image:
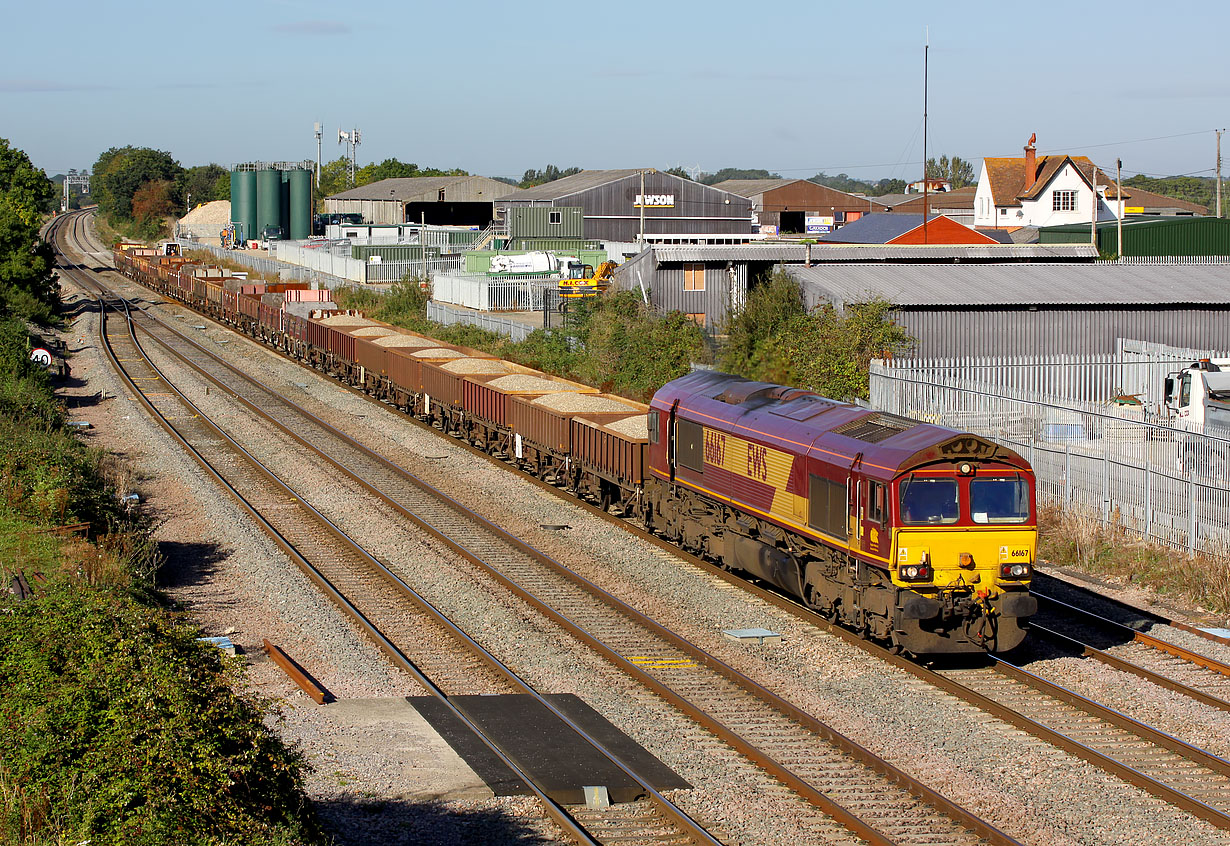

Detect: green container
[256, 169, 281, 239]
[288, 169, 312, 241]
[230, 170, 257, 243]
[509, 206, 584, 239]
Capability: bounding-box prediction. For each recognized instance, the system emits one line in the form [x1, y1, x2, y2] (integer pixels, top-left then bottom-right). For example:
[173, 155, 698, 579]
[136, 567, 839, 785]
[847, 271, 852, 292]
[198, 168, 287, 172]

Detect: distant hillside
[1124, 175, 1222, 214]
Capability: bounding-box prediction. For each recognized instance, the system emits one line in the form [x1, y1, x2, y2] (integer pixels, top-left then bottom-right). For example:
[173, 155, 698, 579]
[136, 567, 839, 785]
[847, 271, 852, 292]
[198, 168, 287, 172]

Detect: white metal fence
[181, 238, 461, 287]
[427, 301, 538, 341]
[431, 272, 558, 312]
[871, 351, 1230, 558]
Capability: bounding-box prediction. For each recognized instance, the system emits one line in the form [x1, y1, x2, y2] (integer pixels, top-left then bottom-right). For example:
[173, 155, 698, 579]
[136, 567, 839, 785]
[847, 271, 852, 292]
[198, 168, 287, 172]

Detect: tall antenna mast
[922, 26, 929, 244]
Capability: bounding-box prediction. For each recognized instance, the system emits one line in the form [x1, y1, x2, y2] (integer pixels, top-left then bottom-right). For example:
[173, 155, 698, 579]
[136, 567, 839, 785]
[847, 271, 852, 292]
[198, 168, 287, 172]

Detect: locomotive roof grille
[831, 412, 918, 443]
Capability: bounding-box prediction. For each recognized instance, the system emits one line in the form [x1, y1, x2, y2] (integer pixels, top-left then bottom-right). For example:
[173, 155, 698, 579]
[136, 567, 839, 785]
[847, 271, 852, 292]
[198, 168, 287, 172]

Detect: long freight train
[112, 246, 1038, 654]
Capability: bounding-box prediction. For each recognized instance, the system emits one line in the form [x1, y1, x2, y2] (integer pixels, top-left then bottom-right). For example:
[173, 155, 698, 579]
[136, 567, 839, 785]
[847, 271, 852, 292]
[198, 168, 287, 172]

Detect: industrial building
[614, 242, 1097, 331]
[872, 187, 977, 224]
[1039, 216, 1230, 257]
[709, 179, 890, 236]
[784, 262, 1230, 358]
[496, 170, 752, 243]
[324, 175, 510, 226]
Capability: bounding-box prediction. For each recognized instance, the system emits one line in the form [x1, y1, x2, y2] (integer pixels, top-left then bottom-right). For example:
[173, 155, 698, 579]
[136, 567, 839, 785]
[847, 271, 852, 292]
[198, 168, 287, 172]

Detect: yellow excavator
[558, 259, 616, 299]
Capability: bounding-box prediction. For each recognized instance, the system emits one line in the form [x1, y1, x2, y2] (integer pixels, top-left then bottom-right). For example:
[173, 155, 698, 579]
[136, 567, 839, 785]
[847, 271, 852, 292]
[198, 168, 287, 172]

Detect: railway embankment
[0, 271, 320, 844]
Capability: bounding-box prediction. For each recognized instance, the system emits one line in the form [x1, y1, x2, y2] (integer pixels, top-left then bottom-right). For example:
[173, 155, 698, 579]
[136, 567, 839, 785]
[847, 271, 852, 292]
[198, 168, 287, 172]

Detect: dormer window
[1053, 190, 1077, 212]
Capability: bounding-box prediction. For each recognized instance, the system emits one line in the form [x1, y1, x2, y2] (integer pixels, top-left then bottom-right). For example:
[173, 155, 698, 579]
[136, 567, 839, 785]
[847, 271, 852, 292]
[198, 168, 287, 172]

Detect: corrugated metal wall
[1041, 218, 1230, 256]
[503, 174, 752, 242]
[895, 306, 1230, 358]
[509, 206, 584, 239]
[653, 263, 747, 328]
[323, 198, 401, 224]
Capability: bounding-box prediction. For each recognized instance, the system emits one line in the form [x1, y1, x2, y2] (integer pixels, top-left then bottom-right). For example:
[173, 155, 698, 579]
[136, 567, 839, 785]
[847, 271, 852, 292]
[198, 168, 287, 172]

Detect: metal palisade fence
[870, 347, 1230, 558]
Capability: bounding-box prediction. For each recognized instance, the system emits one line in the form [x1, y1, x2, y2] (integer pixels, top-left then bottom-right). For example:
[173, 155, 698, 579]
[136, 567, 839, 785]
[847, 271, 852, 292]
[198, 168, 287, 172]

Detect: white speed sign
[29, 348, 52, 368]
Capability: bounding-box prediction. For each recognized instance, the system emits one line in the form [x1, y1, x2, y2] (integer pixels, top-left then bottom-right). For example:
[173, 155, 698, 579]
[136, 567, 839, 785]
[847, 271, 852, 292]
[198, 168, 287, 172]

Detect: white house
[974, 134, 1122, 230]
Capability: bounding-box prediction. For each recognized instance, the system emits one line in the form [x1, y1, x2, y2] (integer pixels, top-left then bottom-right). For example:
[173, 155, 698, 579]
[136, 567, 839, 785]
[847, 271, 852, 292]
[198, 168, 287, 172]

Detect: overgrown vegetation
[0, 309, 321, 843]
[1038, 504, 1230, 616]
[720, 269, 913, 400]
[0, 139, 320, 844]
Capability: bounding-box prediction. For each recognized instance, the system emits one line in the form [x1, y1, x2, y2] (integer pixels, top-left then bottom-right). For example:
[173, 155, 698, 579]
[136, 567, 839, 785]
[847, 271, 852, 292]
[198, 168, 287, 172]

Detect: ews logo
[746, 443, 768, 481]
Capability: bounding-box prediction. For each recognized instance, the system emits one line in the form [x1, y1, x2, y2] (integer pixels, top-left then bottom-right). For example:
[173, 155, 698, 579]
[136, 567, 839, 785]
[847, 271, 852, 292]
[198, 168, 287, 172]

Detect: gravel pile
[179, 200, 231, 225]
[531, 393, 635, 413]
[373, 333, 435, 348]
[486, 375, 578, 394]
[349, 327, 397, 337]
[441, 359, 512, 375]
[595, 414, 648, 439]
[412, 348, 464, 359]
[320, 314, 377, 327]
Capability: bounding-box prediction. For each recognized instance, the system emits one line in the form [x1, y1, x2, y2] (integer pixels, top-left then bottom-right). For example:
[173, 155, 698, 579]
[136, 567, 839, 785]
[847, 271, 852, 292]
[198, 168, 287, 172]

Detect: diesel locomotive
[643, 370, 1037, 654]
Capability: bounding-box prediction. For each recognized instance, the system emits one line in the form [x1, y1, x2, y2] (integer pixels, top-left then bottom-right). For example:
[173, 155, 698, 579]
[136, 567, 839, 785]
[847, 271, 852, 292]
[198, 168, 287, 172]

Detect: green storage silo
[230, 169, 257, 243]
[279, 171, 291, 240]
[256, 168, 281, 239]
[288, 168, 312, 241]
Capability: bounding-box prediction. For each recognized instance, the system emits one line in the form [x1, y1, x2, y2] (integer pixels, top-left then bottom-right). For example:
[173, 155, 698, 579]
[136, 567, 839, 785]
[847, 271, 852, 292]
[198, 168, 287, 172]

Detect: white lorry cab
[1164, 359, 1230, 482]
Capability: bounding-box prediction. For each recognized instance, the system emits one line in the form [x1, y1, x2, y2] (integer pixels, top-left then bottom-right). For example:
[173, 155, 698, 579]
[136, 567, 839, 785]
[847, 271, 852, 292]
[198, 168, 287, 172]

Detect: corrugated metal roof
[710, 178, 803, 197]
[496, 169, 645, 201]
[652, 245, 809, 262]
[785, 262, 1230, 306]
[327, 176, 498, 202]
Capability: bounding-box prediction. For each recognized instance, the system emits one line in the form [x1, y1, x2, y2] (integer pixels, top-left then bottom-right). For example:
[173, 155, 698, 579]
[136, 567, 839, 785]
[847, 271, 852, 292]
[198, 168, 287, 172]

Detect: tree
[809, 173, 907, 197]
[131, 179, 177, 237]
[519, 165, 582, 188]
[925, 155, 975, 189]
[719, 270, 913, 399]
[0, 139, 58, 322]
[175, 163, 227, 208]
[0, 139, 56, 227]
[701, 168, 781, 185]
[91, 146, 182, 222]
[663, 167, 693, 181]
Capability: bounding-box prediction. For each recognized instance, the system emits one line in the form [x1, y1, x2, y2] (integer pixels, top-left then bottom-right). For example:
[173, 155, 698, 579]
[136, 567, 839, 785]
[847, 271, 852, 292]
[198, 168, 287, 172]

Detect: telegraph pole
[314, 122, 323, 188]
[922, 27, 929, 244]
[1116, 158, 1123, 258]
[1210, 129, 1220, 217]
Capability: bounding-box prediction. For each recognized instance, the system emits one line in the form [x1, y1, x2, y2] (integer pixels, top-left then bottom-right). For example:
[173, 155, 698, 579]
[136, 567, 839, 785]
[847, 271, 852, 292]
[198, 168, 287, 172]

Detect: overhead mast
[923, 27, 929, 244]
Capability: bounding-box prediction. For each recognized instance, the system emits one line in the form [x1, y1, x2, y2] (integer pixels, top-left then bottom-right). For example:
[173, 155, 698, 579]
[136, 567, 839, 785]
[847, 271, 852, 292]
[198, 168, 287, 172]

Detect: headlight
[899, 563, 933, 582]
[1000, 562, 1032, 579]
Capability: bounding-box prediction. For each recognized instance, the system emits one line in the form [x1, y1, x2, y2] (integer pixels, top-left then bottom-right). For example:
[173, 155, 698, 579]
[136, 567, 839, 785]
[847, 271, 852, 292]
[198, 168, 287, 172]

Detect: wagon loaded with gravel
[507, 391, 648, 499]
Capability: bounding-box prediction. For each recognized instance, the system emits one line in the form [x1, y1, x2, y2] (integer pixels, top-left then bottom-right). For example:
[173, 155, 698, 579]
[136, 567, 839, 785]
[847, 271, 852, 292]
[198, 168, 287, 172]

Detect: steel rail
[71, 218, 1019, 846]
[1034, 592, 1230, 679]
[1031, 575, 1230, 648]
[56, 225, 667, 846]
[1026, 621, 1230, 713]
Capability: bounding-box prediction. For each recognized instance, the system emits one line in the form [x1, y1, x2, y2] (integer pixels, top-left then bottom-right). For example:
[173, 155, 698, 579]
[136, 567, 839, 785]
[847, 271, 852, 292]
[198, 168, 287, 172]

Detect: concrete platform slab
[412, 694, 689, 805]
[321, 697, 495, 801]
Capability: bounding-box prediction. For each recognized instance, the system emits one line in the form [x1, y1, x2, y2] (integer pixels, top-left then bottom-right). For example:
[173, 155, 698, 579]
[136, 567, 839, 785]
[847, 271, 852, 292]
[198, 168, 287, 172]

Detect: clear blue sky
[5, 0, 1228, 182]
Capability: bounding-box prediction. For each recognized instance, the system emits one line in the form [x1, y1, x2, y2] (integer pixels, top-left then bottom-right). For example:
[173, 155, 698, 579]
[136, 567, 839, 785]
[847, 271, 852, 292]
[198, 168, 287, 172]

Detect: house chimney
[1023, 133, 1038, 191]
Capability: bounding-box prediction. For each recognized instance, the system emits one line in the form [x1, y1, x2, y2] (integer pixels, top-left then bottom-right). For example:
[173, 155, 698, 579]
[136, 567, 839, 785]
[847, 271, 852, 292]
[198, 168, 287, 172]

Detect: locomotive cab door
[668, 400, 679, 482]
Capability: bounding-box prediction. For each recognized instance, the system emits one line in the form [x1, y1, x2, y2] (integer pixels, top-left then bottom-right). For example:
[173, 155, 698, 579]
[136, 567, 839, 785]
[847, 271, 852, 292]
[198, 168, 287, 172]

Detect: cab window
[970, 478, 1030, 524]
[899, 477, 959, 525]
[1179, 372, 1191, 408]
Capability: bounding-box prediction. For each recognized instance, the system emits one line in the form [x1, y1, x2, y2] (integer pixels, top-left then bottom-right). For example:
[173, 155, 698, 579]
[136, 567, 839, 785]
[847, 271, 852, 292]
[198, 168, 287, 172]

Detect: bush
[0, 585, 319, 845]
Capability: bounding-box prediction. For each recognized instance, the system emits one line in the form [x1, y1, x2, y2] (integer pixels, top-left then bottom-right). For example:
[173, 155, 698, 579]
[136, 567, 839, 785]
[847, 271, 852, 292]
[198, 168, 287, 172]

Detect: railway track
[58, 212, 1019, 846]
[52, 213, 715, 846]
